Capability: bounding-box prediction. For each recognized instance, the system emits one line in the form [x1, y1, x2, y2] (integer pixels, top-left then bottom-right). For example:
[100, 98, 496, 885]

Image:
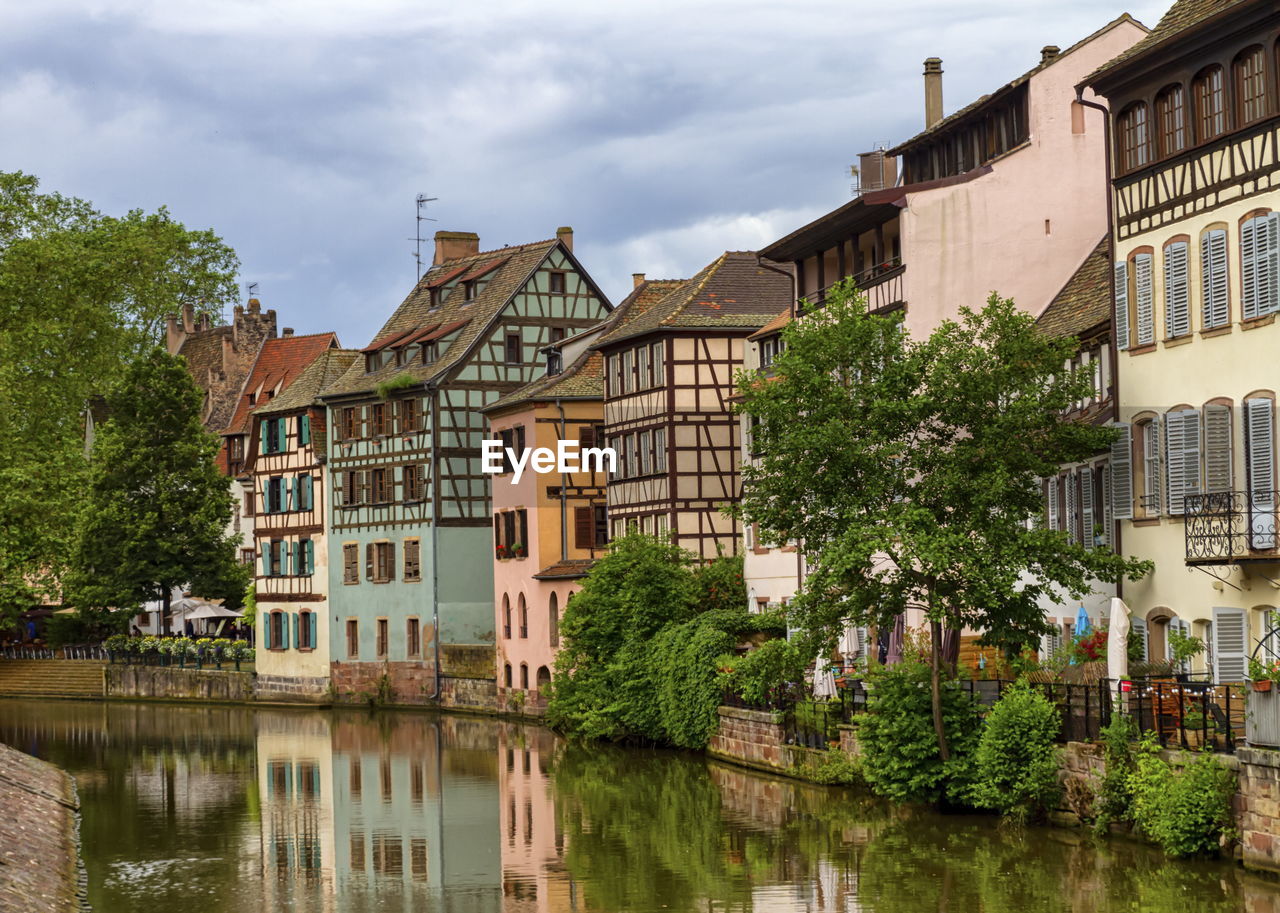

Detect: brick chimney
[632, 273, 646, 288]
[556, 226, 574, 252]
[165, 313, 185, 355]
[924, 58, 944, 129]
[182, 301, 196, 333]
[282, 327, 295, 337]
[434, 231, 480, 265]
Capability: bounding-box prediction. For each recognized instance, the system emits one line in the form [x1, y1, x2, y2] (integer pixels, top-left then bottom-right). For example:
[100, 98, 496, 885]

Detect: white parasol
[1108, 597, 1131, 684]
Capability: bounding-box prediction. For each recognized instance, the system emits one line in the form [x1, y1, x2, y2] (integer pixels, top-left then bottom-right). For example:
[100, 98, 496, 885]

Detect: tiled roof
[533, 559, 597, 580]
[1037, 238, 1111, 339]
[891, 14, 1146, 156]
[1086, 0, 1255, 85]
[593, 252, 791, 349]
[321, 238, 601, 399]
[484, 278, 683, 413]
[748, 308, 792, 341]
[225, 333, 339, 434]
[254, 348, 361, 416]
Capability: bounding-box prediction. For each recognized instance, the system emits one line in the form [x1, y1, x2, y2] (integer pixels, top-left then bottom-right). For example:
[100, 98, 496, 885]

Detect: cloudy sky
[1, 0, 1168, 345]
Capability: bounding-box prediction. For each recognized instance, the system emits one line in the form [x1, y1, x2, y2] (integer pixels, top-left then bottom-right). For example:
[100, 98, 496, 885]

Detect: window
[1241, 212, 1280, 320]
[421, 340, 437, 363]
[372, 542, 395, 583]
[296, 474, 314, 511]
[1204, 403, 1232, 494]
[549, 592, 559, 647]
[520, 663, 529, 689]
[243, 492, 255, 518]
[503, 511, 517, 552]
[376, 618, 389, 658]
[760, 335, 785, 369]
[297, 538, 314, 576]
[594, 505, 608, 546]
[1163, 240, 1190, 338]
[1164, 408, 1202, 516]
[639, 430, 652, 475]
[1201, 228, 1230, 328]
[261, 417, 286, 454]
[404, 538, 421, 581]
[504, 662, 512, 687]
[298, 610, 315, 650]
[1155, 84, 1186, 156]
[464, 280, 477, 302]
[653, 428, 667, 473]
[269, 611, 286, 651]
[1235, 46, 1268, 125]
[1245, 398, 1276, 550]
[343, 543, 359, 584]
[1132, 251, 1154, 346]
[505, 333, 522, 365]
[371, 403, 390, 437]
[1193, 66, 1225, 141]
[518, 594, 528, 639]
[637, 345, 650, 388]
[229, 435, 245, 462]
[503, 595, 512, 639]
[342, 470, 362, 507]
[496, 426, 526, 474]
[266, 539, 285, 577]
[1141, 419, 1161, 515]
[1118, 103, 1150, 173]
[548, 271, 566, 294]
[621, 349, 634, 394]
[651, 342, 664, 386]
[371, 468, 390, 504]
[399, 397, 420, 433]
[240, 547, 255, 566]
[264, 476, 286, 513]
[407, 617, 421, 657]
[341, 407, 358, 441]
[551, 326, 565, 343]
[403, 464, 419, 502]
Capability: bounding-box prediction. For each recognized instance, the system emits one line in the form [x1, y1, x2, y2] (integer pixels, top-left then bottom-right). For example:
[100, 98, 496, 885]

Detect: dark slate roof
[592, 252, 791, 349]
[1086, 0, 1257, 85]
[321, 238, 607, 399]
[484, 279, 683, 414]
[891, 14, 1146, 156]
[533, 559, 597, 580]
[1037, 238, 1111, 339]
[254, 348, 361, 416]
[226, 333, 339, 434]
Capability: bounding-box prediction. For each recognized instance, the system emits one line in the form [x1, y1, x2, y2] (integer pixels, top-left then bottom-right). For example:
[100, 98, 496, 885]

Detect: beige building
[1087, 0, 1280, 680]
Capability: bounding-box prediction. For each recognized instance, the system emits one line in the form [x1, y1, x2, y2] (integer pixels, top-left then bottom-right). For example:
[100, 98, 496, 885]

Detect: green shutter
[309, 612, 317, 650]
[261, 480, 270, 514]
[304, 539, 314, 575]
[293, 613, 300, 649]
[301, 475, 313, 511]
[260, 546, 270, 576]
[261, 612, 271, 649]
[291, 541, 301, 577]
[259, 419, 268, 454]
[299, 414, 311, 446]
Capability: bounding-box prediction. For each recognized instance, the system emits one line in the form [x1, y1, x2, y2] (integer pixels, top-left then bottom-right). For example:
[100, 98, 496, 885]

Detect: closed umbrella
[1108, 598, 1131, 685]
[1075, 605, 1092, 638]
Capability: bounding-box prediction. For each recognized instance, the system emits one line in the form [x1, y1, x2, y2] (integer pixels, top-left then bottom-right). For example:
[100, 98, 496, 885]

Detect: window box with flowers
[512, 542, 526, 559]
[496, 544, 512, 560]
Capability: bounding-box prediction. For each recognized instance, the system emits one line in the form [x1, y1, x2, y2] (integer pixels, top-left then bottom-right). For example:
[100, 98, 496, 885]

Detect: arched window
[1193, 65, 1226, 140]
[549, 593, 559, 648]
[502, 594, 511, 639]
[1155, 84, 1186, 156]
[536, 666, 551, 694]
[1118, 102, 1151, 173]
[504, 662, 512, 688]
[1234, 46, 1268, 125]
[519, 663, 529, 689]
[518, 594, 528, 638]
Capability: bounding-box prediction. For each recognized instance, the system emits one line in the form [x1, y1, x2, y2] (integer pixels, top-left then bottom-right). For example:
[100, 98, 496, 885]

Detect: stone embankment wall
[707, 706, 828, 775]
[0, 743, 85, 913]
[329, 645, 498, 712]
[107, 666, 255, 702]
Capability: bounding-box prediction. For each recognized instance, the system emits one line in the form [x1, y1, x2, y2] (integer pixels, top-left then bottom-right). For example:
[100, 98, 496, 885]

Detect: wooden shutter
[493, 513, 503, 548]
[1203, 403, 1232, 493]
[387, 542, 396, 582]
[1131, 617, 1148, 661]
[579, 425, 595, 448]
[1213, 606, 1248, 682]
[1164, 408, 1201, 516]
[1106, 423, 1131, 521]
[1114, 261, 1130, 350]
[259, 419, 268, 454]
[1046, 476, 1059, 530]
[574, 507, 593, 549]
[261, 480, 270, 514]
[261, 612, 271, 649]
[299, 414, 311, 446]
[1081, 466, 1095, 548]
[1163, 241, 1190, 338]
[291, 613, 299, 649]
[365, 543, 374, 581]
[1246, 398, 1276, 549]
[302, 474, 313, 511]
[260, 546, 270, 577]
[1134, 252, 1154, 346]
[1265, 212, 1280, 317]
[518, 509, 528, 548]
[1202, 229, 1229, 328]
[309, 613, 318, 650]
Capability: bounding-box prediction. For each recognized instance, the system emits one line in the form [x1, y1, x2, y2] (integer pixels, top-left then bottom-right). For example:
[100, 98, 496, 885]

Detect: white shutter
[1168, 618, 1191, 671]
[1203, 403, 1232, 494]
[1114, 261, 1130, 350]
[1246, 398, 1276, 550]
[1047, 477, 1060, 530]
[1164, 241, 1190, 338]
[1134, 253, 1154, 346]
[1243, 216, 1262, 320]
[1065, 471, 1077, 544]
[1110, 423, 1133, 520]
[1144, 415, 1162, 515]
[1102, 462, 1114, 548]
[1132, 617, 1149, 662]
[1265, 212, 1280, 317]
[1202, 229, 1229, 328]
[1164, 409, 1201, 516]
[1081, 466, 1095, 549]
[1212, 607, 1248, 683]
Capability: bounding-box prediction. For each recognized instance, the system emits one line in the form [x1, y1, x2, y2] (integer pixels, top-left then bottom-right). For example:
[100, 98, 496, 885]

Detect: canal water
[0, 699, 1273, 912]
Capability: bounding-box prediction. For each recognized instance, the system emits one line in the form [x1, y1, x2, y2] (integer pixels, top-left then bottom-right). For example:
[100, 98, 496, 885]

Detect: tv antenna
[246, 281, 259, 299]
[410, 194, 439, 279]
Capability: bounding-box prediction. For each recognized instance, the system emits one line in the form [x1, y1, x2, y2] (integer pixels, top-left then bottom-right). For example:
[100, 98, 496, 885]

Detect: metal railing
[1185, 490, 1280, 563]
[1, 644, 107, 661]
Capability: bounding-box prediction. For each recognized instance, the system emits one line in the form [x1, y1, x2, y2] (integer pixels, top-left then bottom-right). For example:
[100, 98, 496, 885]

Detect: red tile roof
[224, 332, 340, 435]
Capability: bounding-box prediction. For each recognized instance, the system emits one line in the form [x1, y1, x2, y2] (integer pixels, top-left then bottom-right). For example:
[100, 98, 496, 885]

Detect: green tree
[67, 348, 248, 631]
[737, 281, 1150, 759]
[0, 172, 239, 628]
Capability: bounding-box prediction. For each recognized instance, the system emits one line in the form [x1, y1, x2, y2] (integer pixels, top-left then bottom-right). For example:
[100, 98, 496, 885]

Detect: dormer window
[547, 350, 563, 376]
[760, 335, 785, 369]
[421, 341, 437, 363]
[428, 287, 441, 310]
[464, 280, 477, 302]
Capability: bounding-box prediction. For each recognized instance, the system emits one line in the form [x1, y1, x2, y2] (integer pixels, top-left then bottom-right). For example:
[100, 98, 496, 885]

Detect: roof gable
[225, 332, 339, 434]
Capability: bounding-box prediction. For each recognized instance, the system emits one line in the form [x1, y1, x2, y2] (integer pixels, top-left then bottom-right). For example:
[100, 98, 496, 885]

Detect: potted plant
[1181, 708, 1209, 748]
[495, 544, 511, 560]
[1249, 655, 1279, 691]
[1167, 628, 1206, 681]
[512, 542, 526, 558]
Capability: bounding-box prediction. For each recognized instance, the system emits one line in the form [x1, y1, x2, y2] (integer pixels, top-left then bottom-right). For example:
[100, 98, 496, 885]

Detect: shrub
[856, 657, 983, 805]
[799, 748, 863, 787]
[652, 619, 736, 749]
[721, 637, 808, 705]
[969, 680, 1061, 820]
[1093, 713, 1137, 834]
[1128, 735, 1236, 856]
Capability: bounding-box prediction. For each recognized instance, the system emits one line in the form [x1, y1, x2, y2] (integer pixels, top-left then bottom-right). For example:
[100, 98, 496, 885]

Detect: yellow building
[1087, 0, 1280, 680]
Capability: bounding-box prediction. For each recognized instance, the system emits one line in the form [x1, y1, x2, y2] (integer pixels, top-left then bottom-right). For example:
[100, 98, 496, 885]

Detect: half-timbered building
[319, 228, 611, 705]
[1085, 0, 1280, 682]
[248, 346, 358, 701]
[595, 253, 791, 561]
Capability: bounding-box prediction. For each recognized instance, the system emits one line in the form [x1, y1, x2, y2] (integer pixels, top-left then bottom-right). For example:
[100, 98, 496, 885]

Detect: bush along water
[1127, 734, 1236, 857]
[968, 680, 1061, 822]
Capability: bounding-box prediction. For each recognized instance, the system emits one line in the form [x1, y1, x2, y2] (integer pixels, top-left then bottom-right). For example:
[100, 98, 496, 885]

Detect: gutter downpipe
[1076, 86, 1123, 597]
[426, 381, 443, 700]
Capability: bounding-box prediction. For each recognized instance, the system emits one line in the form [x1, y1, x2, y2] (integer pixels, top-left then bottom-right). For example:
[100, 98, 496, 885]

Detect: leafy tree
[737, 281, 1151, 759]
[67, 348, 248, 631]
[0, 172, 239, 628]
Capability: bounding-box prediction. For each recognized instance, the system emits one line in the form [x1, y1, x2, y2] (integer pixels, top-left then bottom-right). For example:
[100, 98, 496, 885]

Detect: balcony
[1184, 491, 1280, 565]
[798, 259, 905, 315]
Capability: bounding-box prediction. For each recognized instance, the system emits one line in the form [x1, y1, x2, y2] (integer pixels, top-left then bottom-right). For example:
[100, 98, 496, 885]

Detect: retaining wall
[0, 742, 85, 913]
[106, 666, 255, 702]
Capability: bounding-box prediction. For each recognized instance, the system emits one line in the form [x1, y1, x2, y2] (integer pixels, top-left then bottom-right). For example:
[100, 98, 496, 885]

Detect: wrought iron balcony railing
[1184, 490, 1280, 564]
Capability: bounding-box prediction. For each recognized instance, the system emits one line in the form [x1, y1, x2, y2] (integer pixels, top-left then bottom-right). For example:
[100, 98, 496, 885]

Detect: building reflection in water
[498, 722, 574, 913]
